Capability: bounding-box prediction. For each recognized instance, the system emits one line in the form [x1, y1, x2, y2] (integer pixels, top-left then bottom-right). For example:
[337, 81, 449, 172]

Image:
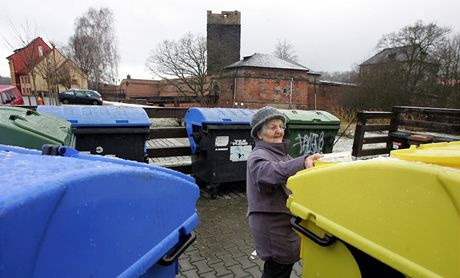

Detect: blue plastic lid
[184, 108, 256, 154]
[0, 144, 199, 277]
[37, 105, 151, 127]
[184, 107, 256, 126]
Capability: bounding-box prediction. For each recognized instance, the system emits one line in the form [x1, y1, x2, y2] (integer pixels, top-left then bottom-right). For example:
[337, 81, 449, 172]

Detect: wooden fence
[143, 107, 191, 173]
[352, 106, 460, 158]
[20, 104, 460, 170]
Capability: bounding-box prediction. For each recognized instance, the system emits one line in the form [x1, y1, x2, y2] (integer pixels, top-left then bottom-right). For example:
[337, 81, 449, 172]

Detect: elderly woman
[247, 106, 322, 278]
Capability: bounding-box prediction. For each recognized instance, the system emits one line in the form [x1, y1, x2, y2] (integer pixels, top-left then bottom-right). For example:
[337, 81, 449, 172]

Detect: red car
[0, 85, 24, 106]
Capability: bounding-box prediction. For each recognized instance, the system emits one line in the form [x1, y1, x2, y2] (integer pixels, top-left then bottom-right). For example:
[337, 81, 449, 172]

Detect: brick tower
[207, 10, 241, 75]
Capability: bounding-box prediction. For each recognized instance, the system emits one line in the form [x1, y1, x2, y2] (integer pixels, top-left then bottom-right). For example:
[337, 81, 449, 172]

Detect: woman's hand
[304, 153, 324, 168]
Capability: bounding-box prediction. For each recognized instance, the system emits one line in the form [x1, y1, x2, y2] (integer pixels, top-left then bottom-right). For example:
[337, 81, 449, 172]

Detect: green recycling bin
[0, 106, 75, 150]
[279, 109, 340, 157]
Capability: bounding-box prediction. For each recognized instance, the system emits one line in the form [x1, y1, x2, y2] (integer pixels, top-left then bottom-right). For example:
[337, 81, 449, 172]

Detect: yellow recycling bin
[391, 141, 460, 169]
[286, 158, 460, 278]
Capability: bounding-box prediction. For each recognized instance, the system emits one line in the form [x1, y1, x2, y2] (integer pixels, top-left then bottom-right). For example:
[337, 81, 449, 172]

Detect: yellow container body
[287, 159, 460, 278]
[390, 141, 460, 169]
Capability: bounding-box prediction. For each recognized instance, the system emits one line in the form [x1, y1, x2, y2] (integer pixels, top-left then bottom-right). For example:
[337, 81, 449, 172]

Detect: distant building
[359, 45, 437, 73]
[207, 10, 241, 75]
[116, 11, 354, 110]
[214, 53, 355, 110]
[359, 45, 441, 107]
[6, 37, 87, 95]
[119, 77, 159, 98]
[118, 77, 191, 98]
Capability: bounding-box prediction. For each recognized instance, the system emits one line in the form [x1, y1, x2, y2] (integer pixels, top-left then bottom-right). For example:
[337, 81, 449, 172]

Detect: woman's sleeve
[249, 154, 306, 188]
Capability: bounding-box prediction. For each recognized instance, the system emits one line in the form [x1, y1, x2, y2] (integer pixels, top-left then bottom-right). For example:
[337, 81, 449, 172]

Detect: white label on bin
[215, 147, 228, 151]
[230, 145, 252, 162]
[215, 136, 229, 147]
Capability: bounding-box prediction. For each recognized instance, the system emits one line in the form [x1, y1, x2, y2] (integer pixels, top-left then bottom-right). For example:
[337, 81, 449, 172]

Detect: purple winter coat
[246, 140, 307, 264]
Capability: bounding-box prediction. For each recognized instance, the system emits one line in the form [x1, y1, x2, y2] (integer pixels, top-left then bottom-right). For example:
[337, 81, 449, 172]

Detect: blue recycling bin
[37, 105, 151, 162]
[0, 144, 199, 278]
[184, 107, 256, 197]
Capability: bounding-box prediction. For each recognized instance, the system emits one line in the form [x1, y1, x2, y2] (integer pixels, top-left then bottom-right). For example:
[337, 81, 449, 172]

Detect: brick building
[313, 80, 357, 111]
[214, 53, 355, 111]
[116, 10, 355, 110]
[215, 53, 317, 109]
[119, 76, 206, 99]
[119, 77, 159, 98]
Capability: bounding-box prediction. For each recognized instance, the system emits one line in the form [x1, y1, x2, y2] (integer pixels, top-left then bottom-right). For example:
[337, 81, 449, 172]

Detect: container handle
[158, 231, 196, 266]
[290, 217, 336, 247]
[26, 110, 40, 116]
[9, 115, 27, 121]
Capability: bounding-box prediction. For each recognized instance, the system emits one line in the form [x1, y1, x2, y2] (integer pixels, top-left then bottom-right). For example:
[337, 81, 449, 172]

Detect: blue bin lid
[37, 105, 151, 127]
[184, 107, 256, 154]
[184, 107, 256, 126]
[0, 144, 199, 277]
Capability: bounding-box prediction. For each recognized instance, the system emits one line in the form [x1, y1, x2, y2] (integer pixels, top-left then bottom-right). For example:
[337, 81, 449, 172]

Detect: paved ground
[177, 184, 303, 278]
[150, 135, 357, 277]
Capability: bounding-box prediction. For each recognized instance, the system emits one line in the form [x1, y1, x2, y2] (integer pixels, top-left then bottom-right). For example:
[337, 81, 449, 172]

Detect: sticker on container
[215, 147, 229, 151]
[230, 145, 252, 162]
[231, 139, 249, 146]
[215, 136, 229, 147]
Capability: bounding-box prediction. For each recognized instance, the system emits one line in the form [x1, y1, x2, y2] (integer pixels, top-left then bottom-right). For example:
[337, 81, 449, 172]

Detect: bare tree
[273, 40, 298, 63]
[146, 33, 212, 105]
[34, 46, 59, 104]
[2, 20, 41, 95]
[350, 21, 452, 110]
[435, 34, 460, 107]
[33, 43, 74, 104]
[55, 63, 73, 90]
[319, 71, 358, 83]
[66, 7, 119, 90]
[377, 21, 450, 101]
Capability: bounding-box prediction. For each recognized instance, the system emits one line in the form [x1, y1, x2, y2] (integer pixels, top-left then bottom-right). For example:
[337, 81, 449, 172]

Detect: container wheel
[209, 186, 219, 199]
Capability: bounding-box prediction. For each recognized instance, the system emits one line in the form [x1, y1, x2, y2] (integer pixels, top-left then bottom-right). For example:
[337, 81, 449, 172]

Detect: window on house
[38, 45, 43, 57]
[71, 79, 79, 86]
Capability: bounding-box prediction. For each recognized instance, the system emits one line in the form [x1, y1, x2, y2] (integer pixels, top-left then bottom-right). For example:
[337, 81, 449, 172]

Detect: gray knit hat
[250, 106, 286, 138]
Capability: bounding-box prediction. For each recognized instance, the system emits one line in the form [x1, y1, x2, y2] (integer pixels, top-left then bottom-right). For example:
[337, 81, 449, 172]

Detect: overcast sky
[1, 0, 459, 82]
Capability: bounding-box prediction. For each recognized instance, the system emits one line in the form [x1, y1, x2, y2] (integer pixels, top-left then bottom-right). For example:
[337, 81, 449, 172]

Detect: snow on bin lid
[0, 144, 198, 277]
[37, 105, 151, 127]
[390, 141, 460, 169]
[184, 107, 256, 126]
[278, 109, 340, 125]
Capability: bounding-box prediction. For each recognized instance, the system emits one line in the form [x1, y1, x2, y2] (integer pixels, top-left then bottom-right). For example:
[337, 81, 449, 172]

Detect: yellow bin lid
[287, 159, 460, 278]
[390, 141, 460, 169]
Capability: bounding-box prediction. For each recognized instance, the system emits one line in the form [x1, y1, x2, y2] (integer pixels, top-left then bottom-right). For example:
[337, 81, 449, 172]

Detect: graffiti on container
[292, 131, 324, 155]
